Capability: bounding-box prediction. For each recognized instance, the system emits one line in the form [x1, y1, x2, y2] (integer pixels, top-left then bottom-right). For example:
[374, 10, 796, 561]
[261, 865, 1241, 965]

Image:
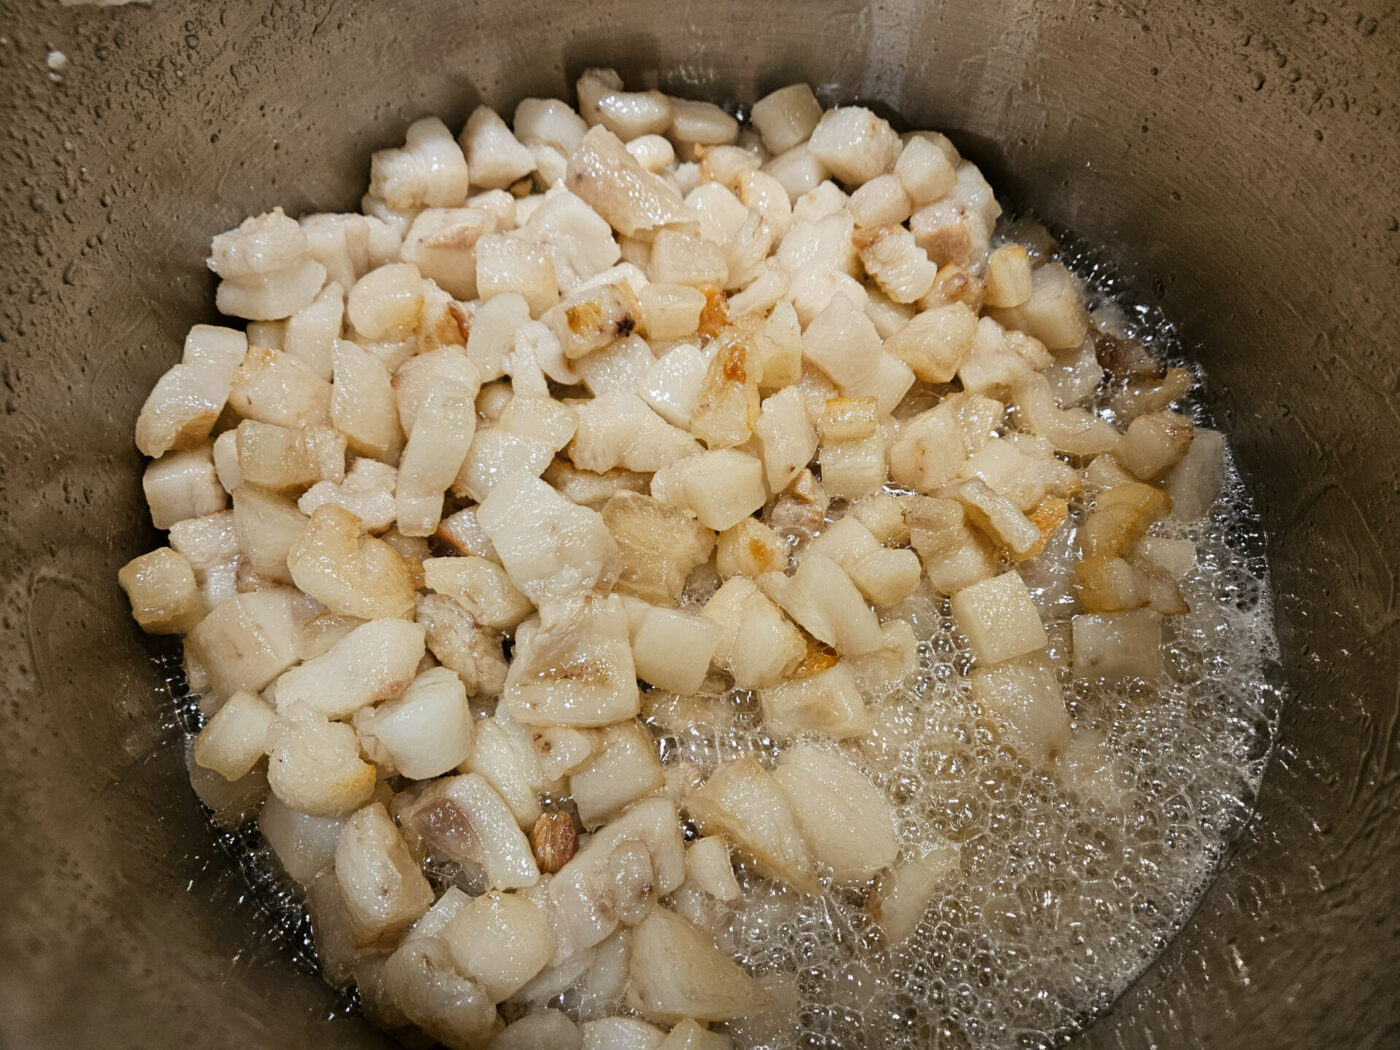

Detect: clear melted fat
[163, 231, 1282, 1049]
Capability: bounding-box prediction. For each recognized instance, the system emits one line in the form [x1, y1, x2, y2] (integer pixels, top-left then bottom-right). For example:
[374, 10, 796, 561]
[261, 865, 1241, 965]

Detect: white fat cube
[773, 743, 897, 882]
[335, 802, 435, 941]
[569, 721, 665, 829]
[440, 890, 555, 1002]
[641, 342, 710, 429]
[233, 485, 308, 583]
[465, 715, 547, 828]
[760, 553, 882, 656]
[865, 288, 915, 340]
[355, 666, 474, 780]
[1166, 428, 1226, 521]
[698, 144, 762, 187]
[626, 132, 678, 171]
[685, 757, 816, 894]
[118, 546, 204, 634]
[515, 97, 590, 154]
[1134, 536, 1196, 579]
[750, 83, 823, 154]
[758, 662, 871, 740]
[738, 170, 793, 238]
[240, 421, 346, 495]
[889, 397, 987, 495]
[728, 261, 790, 321]
[477, 473, 619, 608]
[762, 144, 829, 201]
[968, 656, 1070, 766]
[848, 547, 922, 607]
[212, 428, 242, 493]
[135, 324, 248, 458]
[226, 343, 333, 428]
[622, 598, 724, 695]
[984, 244, 1033, 308]
[1113, 410, 1195, 482]
[578, 69, 672, 138]
[628, 906, 773, 1025]
[494, 1010, 582, 1050]
[986, 262, 1088, 350]
[570, 333, 651, 396]
[346, 262, 424, 342]
[331, 339, 403, 462]
[649, 230, 728, 287]
[209, 208, 327, 321]
[754, 388, 817, 493]
[819, 412, 886, 502]
[884, 302, 977, 383]
[570, 391, 701, 474]
[650, 449, 767, 532]
[906, 496, 998, 595]
[503, 598, 639, 728]
[807, 106, 901, 187]
[684, 183, 749, 245]
[381, 935, 496, 1047]
[168, 510, 239, 575]
[368, 116, 469, 210]
[689, 331, 762, 450]
[461, 104, 536, 189]
[1071, 609, 1165, 680]
[685, 836, 740, 902]
[185, 588, 304, 700]
[855, 224, 938, 303]
[192, 689, 275, 781]
[396, 384, 478, 537]
[659, 1019, 732, 1050]
[582, 1018, 667, 1050]
[545, 280, 642, 360]
[399, 207, 496, 300]
[803, 295, 913, 411]
[716, 518, 788, 581]
[701, 578, 806, 689]
[532, 725, 596, 782]
[265, 714, 377, 818]
[185, 739, 266, 829]
[946, 478, 1042, 559]
[894, 135, 957, 206]
[603, 490, 716, 605]
[259, 795, 343, 885]
[869, 843, 960, 946]
[476, 233, 560, 316]
[456, 394, 579, 501]
[639, 283, 706, 340]
[850, 492, 909, 545]
[566, 125, 694, 238]
[805, 513, 879, 566]
[402, 774, 540, 890]
[949, 570, 1048, 665]
[849, 173, 914, 229]
[144, 445, 226, 530]
[273, 618, 426, 720]
[422, 555, 533, 630]
[669, 97, 740, 147]
[286, 505, 416, 621]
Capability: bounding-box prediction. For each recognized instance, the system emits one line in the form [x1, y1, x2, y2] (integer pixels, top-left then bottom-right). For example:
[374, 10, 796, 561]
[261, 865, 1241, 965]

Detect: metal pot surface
[0, 1, 1395, 1047]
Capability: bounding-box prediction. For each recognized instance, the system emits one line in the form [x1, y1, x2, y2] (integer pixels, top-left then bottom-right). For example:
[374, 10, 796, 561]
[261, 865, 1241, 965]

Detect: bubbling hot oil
[660, 481, 1277, 1050]
[164, 232, 1281, 1048]
[651, 239, 1282, 1049]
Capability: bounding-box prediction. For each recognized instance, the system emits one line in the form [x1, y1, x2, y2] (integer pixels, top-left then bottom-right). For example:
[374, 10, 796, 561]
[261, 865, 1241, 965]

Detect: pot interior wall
[0, 1, 1395, 1047]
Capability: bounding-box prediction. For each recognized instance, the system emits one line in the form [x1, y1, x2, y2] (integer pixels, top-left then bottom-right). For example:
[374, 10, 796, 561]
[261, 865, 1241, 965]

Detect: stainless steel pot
[1, 1, 1395, 1046]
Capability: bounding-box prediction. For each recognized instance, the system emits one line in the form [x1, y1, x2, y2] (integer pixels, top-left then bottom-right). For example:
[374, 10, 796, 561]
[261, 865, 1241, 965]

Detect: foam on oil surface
[163, 233, 1281, 1048]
